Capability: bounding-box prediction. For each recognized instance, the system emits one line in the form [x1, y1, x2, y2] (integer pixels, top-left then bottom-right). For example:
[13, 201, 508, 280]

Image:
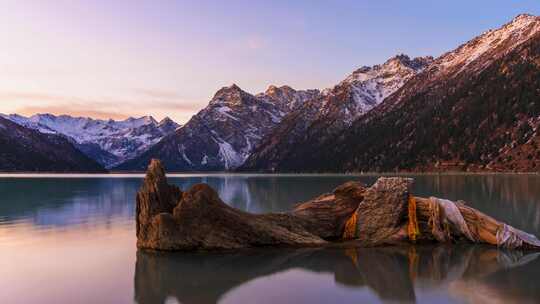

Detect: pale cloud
[16, 105, 130, 121]
[0, 91, 204, 123]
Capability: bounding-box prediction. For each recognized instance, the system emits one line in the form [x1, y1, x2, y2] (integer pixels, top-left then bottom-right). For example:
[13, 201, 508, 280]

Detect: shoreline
[0, 171, 539, 178]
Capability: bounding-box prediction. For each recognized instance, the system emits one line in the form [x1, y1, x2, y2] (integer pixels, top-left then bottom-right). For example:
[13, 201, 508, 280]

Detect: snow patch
[215, 106, 240, 121]
[217, 140, 244, 169]
[179, 144, 193, 166]
[437, 14, 540, 74]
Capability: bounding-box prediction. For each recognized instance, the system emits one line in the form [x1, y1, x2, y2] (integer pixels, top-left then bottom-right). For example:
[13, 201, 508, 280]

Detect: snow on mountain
[435, 14, 540, 76]
[0, 113, 180, 168]
[0, 113, 57, 134]
[117, 53, 432, 172]
[257, 85, 321, 112]
[328, 54, 433, 121]
[377, 14, 540, 114]
[1, 54, 432, 172]
[240, 54, 432, 171]
[115, 84, 321, 171]
[241, 14, 540, 173]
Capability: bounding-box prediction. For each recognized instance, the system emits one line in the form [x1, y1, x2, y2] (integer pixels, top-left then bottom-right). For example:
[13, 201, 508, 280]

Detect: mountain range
[0, 114, 180, 168]
[1, 14, 539, 173]
[114, 84, 320, 171]
[115, 53, 432, 172]
[240, 54, 433, 171]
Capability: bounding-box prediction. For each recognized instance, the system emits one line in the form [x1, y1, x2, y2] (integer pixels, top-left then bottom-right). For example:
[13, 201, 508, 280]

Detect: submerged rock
[136, 159, 540, 251]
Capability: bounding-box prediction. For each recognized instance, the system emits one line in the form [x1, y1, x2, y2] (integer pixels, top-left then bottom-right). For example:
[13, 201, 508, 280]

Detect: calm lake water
[1, 174, 540, 304]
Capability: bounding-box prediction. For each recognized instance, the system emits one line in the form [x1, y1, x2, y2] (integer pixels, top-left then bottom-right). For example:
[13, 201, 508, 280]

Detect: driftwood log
[136, 159, 540, 251]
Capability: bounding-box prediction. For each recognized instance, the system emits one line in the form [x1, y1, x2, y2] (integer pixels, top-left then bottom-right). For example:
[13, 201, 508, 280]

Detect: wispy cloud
[16, 105, 129, 120]
[0, 91, 204, 122]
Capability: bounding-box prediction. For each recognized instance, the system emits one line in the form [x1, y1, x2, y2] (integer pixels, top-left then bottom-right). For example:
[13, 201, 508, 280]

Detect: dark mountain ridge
[0, 117, 106, 172]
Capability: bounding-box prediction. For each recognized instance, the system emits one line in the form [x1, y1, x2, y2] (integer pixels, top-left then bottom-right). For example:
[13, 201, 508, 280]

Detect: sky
[1, 0, 539, 123]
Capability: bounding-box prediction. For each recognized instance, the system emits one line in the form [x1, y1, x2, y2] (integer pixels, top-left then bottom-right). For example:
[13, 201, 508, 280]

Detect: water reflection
[2, 175, 539, 233]
[134, 245, 540, 304]
[0, 175, 365, 228]
[0, 178, 139, 228]
[1, 175, 540, 304]
[168, 175, 370, 213]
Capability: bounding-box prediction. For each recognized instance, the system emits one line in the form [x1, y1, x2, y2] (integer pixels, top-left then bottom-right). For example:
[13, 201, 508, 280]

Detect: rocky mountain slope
[240, 54, 433, 171]
[246, 14, 540, 172]
[0, 116, 106, 172]
[115, 85, 320, 171]
[0, 114, 180, 168]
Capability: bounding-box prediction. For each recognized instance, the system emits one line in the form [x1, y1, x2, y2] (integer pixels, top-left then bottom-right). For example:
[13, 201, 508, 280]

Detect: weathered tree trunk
[136, 159, 540, 251]
[136, 160, 367, 250]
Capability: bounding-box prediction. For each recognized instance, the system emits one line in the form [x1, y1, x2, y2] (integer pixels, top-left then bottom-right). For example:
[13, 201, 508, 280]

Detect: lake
[1, 174, 540, 304]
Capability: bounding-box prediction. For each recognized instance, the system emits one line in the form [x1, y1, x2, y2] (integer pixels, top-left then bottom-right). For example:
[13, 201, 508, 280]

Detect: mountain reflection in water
[134, 245, 540, 304]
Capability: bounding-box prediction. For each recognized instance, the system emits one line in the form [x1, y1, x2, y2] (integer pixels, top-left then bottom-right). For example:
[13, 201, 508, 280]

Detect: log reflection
[134, 245, 539, 304]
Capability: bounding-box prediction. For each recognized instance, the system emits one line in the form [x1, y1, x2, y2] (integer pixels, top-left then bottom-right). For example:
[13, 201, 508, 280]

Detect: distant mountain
[244, 14, 540, 172]
[0, 116, 105, 172]
[0, 114, 180, 168]
[240, 54, 433, 171]
[114, 84, 320, 171]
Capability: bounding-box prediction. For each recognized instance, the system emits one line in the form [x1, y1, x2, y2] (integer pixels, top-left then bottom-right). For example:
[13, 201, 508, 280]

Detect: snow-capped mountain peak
[435, 14, 540, 76]
[343, 54, 432, 84]
[1, 113, 180, 168]
[158, 116, 175, 127]
[258, 85, 320, 111]
[239, 54, 433, 171]
[115, 83, 321, 171]
[323, 54, 433, 120]
[117, 115, 158, 128]
[210, 84, 249, 105]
